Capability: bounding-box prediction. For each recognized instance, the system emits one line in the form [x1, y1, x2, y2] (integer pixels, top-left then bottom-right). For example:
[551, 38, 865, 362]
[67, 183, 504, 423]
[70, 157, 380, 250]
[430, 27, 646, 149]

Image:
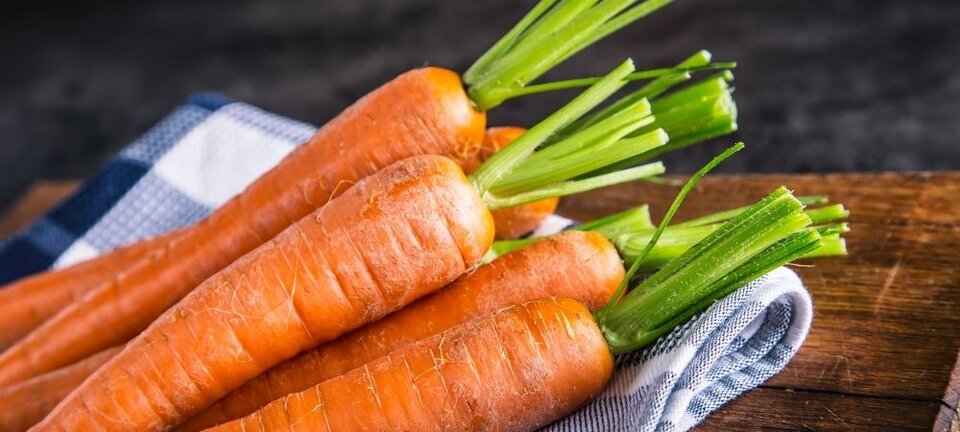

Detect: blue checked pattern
[0, 96, 813, 431]
[0, 93, 316, 283]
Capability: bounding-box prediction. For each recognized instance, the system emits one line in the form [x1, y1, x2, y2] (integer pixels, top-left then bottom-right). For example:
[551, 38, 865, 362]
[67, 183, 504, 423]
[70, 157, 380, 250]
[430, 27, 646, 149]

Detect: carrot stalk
[562, 50, 719, 134]
[475, 127, 562, 240]
[493, 60, 736, 99]
[597, 185, 828, 353]
[471, 59, 639, 197]
[466, 0, 677, 109]
[673, 194, 829, 228]
[485, 198, 849, 268]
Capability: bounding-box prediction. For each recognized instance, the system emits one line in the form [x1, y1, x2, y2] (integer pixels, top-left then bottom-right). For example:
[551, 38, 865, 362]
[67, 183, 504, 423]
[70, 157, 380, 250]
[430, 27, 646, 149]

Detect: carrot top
[467, 54, 739, 211]
[469, 60, 669, 209]
[485, 197, 849, 269]
[464, 0, 679, 110]
[479, 142, 849, 356]
[595, 173, 840, 353]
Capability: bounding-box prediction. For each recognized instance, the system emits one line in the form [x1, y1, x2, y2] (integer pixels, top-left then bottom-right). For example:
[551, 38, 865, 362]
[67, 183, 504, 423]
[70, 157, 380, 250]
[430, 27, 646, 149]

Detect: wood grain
[2, 172, 958, 431]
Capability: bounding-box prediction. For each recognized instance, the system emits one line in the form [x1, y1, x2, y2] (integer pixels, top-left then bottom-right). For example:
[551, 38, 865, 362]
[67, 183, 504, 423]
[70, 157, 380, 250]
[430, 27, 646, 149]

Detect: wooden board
[2, 172, 959, 431]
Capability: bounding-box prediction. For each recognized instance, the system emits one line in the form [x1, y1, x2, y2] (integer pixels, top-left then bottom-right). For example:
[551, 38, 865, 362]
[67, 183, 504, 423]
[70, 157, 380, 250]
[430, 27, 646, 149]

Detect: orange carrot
[33, 155, 495, 431]
[176, 230, 623, 431]
[475, 127, 560, 239]
[0, 68, 486, 386]
[0, 232, 178, 350]
[0, 345, 122, 432]
[205, 298, 613, 432]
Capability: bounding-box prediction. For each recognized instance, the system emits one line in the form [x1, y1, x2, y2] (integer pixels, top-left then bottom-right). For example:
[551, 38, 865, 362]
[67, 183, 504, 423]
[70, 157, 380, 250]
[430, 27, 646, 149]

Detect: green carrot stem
[492, 129, 668, 197]
[600, 142, 746, 313]
[491, 61, 737, 100]
[482, 204, 655, 263]
[804, 234, 847, 258]
[617, 211, 849, 268]
[597, 186, 826, 354]
[482, 198, 848, 265]
[565, 50, 717, 135]
[619, 229, 823, 350]
[470, 60, 637, 205]
[577, 72, 738, 176]
[485, 162, 666, 209]
[463, 0, 557, 85]
[624, 75, 738, 163]
[577, 205, 654, 236]
[471, 58, 706, 210]
[806, 204, 849, 224]
[465, 0, 676, 110]
[675, 195, 830, 227]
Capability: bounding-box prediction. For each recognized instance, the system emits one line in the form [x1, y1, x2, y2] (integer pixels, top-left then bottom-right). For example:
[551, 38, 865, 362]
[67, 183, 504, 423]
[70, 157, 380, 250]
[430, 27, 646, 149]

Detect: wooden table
[3, 172, 959, 431]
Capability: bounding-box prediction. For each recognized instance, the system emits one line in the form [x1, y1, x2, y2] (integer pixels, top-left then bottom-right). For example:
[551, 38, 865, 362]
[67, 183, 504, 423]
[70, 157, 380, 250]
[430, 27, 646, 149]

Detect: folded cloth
[542, 264, 812, 432]
[0, 94, 813, 431]
[0, 93, 315, 283]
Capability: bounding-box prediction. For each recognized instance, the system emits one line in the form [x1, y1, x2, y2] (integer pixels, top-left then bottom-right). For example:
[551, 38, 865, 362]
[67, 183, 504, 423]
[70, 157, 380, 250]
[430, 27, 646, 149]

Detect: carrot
[0, 0, 689, 385]
[35, 58, 702, 431]
[475, 127, 561, 239]
[208, 173, 845, 432]
[205, 298, 613, 432]
[0, 232, 178, 350]
[0, 345, 122, 432]
[175, 230, 623, 431]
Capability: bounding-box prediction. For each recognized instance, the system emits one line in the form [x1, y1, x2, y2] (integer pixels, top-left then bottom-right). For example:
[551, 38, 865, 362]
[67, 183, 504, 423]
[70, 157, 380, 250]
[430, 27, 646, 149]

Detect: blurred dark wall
[1, 0, 958, 210]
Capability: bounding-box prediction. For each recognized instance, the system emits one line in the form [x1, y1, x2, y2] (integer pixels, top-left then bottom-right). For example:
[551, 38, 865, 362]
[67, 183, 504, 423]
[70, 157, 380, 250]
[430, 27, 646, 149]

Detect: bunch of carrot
[0, 0, 851, 431]
[0, 0, 734, 372]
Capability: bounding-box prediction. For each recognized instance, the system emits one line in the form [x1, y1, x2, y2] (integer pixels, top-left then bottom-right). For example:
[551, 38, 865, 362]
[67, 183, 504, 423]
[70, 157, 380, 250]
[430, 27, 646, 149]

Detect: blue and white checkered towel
[0, 93, 314, 283]
[0, 94, 813, 431]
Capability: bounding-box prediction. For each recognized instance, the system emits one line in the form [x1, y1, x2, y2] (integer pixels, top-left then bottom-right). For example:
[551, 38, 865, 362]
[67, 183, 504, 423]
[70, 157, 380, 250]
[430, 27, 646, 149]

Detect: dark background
[1, 0, 958, 211]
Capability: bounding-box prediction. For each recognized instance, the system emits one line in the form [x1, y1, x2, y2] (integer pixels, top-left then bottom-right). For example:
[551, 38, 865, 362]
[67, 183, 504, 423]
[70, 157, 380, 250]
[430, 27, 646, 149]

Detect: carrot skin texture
[470, 127, 560, 239]
[0, 232, 176, 350]
[176, 230, 623, 431]
[0, 345, 122, 432]
[207, 297, 613, 432]
[0, 67, 486, 386]
[34, 155, 494, 431]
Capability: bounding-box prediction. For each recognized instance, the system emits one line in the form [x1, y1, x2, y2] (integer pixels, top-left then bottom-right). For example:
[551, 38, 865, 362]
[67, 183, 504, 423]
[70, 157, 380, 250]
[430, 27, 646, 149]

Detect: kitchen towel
[0, 94, 813, 431]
